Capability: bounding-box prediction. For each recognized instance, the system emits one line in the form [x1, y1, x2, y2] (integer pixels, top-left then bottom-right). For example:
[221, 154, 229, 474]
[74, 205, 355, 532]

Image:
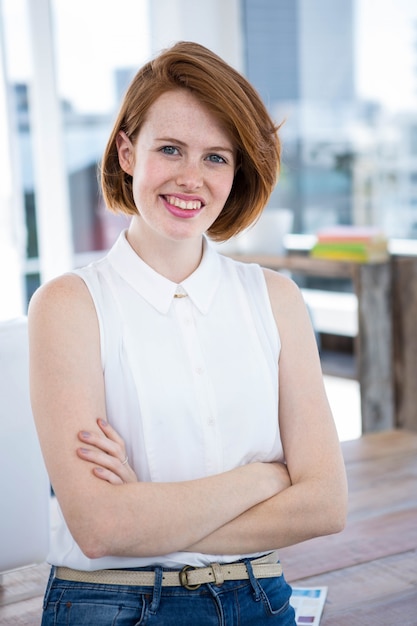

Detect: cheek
[143, 158, 165, 180]
[132, 160, 162, 198]
[218, 173, 235, 202]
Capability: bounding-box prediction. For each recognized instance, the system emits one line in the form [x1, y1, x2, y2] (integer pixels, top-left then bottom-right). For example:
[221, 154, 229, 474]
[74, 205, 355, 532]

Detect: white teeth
[165, 195, 202, 210]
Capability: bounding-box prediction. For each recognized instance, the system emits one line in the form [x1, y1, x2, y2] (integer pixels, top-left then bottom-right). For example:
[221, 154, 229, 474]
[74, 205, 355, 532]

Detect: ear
[116, 131, 135, 175]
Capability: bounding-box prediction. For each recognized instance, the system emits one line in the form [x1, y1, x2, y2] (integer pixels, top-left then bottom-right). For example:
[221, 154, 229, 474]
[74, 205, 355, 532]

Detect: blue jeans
[41, 562, 296, 625]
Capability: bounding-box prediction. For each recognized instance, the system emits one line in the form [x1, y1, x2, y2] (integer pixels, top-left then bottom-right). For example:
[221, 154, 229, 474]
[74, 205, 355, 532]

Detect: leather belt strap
[55, 551, 282, 588]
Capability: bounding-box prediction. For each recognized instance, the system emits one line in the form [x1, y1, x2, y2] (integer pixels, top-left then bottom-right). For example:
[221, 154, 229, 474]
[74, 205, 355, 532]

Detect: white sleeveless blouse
[48, 231, 284, 570]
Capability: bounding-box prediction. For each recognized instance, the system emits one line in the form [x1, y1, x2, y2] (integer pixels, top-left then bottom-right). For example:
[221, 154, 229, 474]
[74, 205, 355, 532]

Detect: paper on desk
[290, 587, 328, 625]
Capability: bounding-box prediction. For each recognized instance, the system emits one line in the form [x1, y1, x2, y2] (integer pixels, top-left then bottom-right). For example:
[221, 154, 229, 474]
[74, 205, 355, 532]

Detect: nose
[175, 159, 203, 190]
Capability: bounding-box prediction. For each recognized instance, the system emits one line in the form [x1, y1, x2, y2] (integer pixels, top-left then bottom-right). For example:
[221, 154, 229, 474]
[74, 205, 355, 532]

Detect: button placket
[173, 297, 222, 474]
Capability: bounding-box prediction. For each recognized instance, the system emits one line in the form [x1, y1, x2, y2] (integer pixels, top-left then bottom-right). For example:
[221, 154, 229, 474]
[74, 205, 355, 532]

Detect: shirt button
[195, 367, 204, 375]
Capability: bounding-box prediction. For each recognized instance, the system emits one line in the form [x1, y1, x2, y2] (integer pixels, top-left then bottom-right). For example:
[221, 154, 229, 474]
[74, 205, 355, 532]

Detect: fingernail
[81, 431, 90, 438]
[80, 447, 90, 455]
[99, 419, 108, 427]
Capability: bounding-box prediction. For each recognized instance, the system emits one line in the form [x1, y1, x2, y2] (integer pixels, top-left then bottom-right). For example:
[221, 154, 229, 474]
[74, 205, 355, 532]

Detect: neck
[126, 219, 204, 283]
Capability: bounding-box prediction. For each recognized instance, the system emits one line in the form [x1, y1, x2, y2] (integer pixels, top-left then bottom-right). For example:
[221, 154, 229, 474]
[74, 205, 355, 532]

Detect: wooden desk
[232, 253, 417, 434]
[280, 430, 417, 625]
[231, 254, 396, 434]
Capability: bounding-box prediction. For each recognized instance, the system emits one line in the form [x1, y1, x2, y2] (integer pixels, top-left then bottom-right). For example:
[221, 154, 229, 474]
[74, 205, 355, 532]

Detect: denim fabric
[41, 564, 296, 625]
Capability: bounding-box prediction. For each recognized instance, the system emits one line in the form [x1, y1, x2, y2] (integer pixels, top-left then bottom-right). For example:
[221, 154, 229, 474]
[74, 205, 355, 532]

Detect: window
[1, 0, 417, 318]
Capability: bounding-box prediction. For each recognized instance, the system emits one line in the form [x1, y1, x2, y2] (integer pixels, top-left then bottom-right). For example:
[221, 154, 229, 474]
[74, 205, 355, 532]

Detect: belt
[55, 551, 282, 589]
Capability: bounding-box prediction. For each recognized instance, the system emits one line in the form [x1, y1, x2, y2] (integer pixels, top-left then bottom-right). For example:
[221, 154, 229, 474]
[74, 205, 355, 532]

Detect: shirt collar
[106, 231, 221, 315]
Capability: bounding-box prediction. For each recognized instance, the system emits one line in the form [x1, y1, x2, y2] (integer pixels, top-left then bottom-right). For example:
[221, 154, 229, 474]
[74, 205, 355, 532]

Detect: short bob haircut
[101, 41, 281, 241]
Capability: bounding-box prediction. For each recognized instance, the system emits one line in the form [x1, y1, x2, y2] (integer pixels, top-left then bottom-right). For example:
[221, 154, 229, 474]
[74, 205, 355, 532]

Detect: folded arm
[28, 275, 288, 559]
[69, 270, 347, 556]
[188, 270, 348, 554]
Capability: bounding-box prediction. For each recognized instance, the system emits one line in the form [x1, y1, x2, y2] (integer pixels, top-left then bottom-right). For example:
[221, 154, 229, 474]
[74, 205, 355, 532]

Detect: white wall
[0, 4, 25, 320]
[148, 0, 244, 72]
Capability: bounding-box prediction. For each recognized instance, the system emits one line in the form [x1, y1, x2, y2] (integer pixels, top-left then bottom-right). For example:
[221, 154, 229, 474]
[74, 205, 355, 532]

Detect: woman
[29, 41, 347, 625]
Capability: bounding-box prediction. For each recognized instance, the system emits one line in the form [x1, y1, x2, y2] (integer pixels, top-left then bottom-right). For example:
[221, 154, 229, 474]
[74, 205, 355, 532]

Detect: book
[310, 226, 389, 263]
[314, 225, 386, 243]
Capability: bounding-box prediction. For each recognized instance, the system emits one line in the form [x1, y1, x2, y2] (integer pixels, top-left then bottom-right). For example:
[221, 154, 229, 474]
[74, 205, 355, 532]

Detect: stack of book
[310, 225, 389, 263]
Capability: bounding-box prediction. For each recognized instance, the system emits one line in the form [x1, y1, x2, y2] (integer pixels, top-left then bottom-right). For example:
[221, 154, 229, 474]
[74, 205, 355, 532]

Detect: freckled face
[116, 89, 236, 244]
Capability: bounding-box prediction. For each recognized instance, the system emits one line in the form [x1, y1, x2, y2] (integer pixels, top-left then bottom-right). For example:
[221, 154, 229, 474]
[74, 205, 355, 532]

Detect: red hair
[100, 41, 281, 241]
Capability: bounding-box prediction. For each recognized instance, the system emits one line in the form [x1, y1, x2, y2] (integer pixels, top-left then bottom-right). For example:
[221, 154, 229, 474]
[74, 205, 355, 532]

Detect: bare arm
[28, 274, 285, 559]
[186, 270, 348, 554]
[75, 270, 347, 556]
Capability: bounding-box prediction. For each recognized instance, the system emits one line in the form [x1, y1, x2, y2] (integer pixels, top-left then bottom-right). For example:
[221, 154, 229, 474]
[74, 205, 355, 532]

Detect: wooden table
[279, 429, 417, 625]
[231, 253, 396, 434]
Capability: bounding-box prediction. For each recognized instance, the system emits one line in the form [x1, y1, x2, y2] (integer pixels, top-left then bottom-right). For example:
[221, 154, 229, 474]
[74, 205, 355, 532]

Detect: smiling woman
[28, 41, 347, 626]
[113, 89, 237, 267]
[101, 42, 281, 243]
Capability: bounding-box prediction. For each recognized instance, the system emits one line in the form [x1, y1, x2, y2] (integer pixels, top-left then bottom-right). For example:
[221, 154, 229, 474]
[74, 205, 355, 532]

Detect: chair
[0, 317, 50, 575]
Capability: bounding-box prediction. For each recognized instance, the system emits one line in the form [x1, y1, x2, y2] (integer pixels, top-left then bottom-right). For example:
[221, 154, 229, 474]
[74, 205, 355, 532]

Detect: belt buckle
[179, 565, 201, 590]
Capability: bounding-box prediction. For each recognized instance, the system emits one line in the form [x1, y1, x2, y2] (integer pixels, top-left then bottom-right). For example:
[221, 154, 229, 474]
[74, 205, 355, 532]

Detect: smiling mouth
[164, 195, 203, 210]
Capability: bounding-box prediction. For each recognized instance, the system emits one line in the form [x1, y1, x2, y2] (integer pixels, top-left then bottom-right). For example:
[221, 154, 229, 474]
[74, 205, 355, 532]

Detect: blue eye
[161, 146, 179, 155]
[207, 154, 226, 164]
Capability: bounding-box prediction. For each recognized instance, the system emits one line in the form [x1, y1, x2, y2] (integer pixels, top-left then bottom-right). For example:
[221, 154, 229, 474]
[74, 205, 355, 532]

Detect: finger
[77, 446, 137, 482]
[77, 446, 126, 473]
[97, 418, 126, 449]
[96, 419, 128, 463]
[93, 466, 124, 485]
[78, 429, 125, 463]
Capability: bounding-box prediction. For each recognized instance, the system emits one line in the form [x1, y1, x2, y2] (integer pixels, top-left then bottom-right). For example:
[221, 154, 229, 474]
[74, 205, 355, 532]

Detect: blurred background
[1, 6, 416, 612]
[1, 0, 417, 317]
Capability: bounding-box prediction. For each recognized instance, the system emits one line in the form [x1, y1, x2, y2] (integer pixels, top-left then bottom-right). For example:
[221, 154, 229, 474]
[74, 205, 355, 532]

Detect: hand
[270, 461, 292, 492]
[256, 461, 292, 500]
[77, 419, 137, 484]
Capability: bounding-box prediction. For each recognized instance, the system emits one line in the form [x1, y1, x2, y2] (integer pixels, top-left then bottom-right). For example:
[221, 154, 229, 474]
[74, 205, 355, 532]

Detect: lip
[161, 194, 205, 219]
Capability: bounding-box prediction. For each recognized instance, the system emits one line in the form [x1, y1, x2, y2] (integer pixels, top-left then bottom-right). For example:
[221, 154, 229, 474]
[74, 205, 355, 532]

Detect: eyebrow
[156, 137, 235, 154]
